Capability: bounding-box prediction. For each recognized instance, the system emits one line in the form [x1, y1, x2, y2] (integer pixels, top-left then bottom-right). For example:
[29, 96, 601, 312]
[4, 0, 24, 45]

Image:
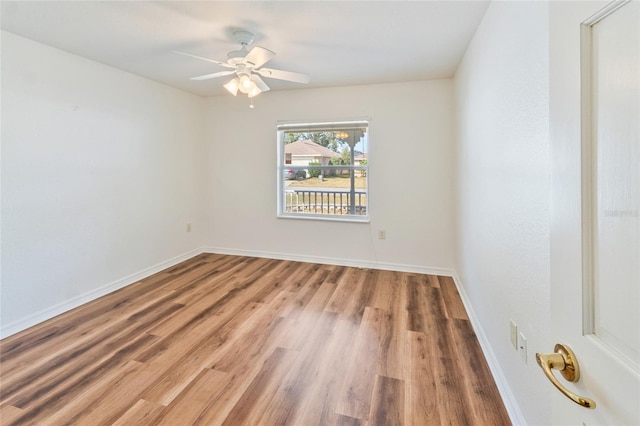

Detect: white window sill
[277, 213, 370, 223]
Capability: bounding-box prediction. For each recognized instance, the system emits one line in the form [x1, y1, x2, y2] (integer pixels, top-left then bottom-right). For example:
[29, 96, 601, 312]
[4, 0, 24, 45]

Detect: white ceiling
[1, 1, 490, 97]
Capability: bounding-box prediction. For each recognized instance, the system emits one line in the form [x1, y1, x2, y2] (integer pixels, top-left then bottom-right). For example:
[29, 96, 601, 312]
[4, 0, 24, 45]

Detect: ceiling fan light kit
[176, 30, 310, 107]
[223, 78, 239, 96]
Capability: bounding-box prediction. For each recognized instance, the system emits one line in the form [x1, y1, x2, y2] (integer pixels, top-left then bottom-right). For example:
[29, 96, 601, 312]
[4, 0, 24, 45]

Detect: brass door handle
[536, 343, 596, 409]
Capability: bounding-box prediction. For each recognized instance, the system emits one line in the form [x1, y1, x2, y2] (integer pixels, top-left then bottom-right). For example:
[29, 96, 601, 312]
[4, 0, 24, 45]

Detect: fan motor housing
[227, 50, 247, 64]
[233, 30, 255, 45]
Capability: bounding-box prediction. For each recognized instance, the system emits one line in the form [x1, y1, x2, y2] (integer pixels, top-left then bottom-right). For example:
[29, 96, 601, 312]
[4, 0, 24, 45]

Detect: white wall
[202, 80, 455, 272]
[1, 32, 205, 335]
[454, 2, 551, 425]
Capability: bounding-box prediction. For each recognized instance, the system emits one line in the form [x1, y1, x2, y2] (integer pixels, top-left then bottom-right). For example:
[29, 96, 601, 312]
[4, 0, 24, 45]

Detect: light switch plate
[518, 332, 527, 364]
[510, 320, 518, 349]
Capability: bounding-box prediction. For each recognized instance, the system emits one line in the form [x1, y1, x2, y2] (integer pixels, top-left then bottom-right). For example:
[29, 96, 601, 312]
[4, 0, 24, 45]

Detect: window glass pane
[278, 123, 368, 220]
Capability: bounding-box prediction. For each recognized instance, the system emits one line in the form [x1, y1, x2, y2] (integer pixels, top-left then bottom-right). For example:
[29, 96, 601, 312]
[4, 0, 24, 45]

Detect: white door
[549, 0, 640, 424]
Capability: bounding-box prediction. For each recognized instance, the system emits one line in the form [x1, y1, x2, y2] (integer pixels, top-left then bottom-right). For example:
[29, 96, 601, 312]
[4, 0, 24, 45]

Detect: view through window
[277, 121, 369, 221]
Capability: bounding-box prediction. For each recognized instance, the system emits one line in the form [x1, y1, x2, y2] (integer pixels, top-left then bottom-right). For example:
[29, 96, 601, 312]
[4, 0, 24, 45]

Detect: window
[277, 120, 369, 221]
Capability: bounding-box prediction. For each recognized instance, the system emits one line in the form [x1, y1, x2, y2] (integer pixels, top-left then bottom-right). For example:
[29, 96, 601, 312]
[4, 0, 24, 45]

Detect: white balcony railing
[285, 189, 367, 215]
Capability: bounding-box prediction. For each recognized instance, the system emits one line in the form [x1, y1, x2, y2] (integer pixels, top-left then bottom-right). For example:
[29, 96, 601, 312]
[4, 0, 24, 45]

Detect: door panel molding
[580, 0, 639, 373]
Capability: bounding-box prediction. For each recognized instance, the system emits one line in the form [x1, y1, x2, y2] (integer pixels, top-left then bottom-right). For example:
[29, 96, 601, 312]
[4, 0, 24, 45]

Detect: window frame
[276, 120, 370, 223]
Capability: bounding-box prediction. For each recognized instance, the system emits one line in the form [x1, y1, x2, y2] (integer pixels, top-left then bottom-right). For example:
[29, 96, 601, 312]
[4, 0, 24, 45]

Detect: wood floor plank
[4, 332, 160, 423]
[371, 270, 407, 379]
[0, 405, 24, 424]
[325, 266, 361, 314]
[0, 255, 510, 426]
[285, 318, 360, 425]
[153, 368, 230, 425]
[335, 306, 386, 421]
[177, 364, 274, 425]
[138, 326, 232, 406]
[137, 266, 284, 367]
[259, 311, 339, 425]
[142, 282, 234, 338]
[0, 261, 233, 401]
[369, 375, 405, 426]
[335, 413, 366, 426]
[369, 269, 400, 312]
[278, 265, 331, 318]
[26, 360, 157, 426]
[282, 261, 324, 293]
[449, 318, 512, 425]
[183, 322, 295, 423]
[406, 274, 448, 333]
[3, 309, 170, 410]
[0, 256, 228, 365]
[245, 259, 302, 305]
[406, 331, 441, 425]
[0, 282, 178, 378]
[208, 295, 294, 373]
[325, 263, 349, 284]
[221, 347, 299, 426]
[433, 356, 474, 426]
[138, 297, 288, 406]
[300, 279, 338, 314]
[340, 268, 378, 324]
[273, 278, 337, 352]
[439, 275, 469, 320]
[111, 398, 165, 426]
[163, 263, 235, 304]
[427, 273, 441, 288]
[373, 308, 406, 381]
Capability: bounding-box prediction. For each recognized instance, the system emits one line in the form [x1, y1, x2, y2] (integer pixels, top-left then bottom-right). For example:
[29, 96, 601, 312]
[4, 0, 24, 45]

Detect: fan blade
[255, 67, 310, 84]
[173, 50, 235, 68]
[243, 46, 275, 68]
[251, 74, 270, 92]
[191, 70, 236, 81]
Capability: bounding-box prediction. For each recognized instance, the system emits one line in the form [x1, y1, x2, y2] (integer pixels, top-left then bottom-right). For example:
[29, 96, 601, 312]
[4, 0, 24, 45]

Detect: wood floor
[0, 254, 510, 425]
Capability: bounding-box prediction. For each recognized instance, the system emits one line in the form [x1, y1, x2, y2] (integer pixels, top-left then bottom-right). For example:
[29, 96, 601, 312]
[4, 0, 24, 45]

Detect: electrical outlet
[518, 332, 527, 364]
[510, 320, 518, 349]
[186, 223, 192, 232]
[378, 230, 386, 240]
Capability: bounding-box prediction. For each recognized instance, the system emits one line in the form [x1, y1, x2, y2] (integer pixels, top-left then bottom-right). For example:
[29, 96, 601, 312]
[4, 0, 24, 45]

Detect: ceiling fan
[175, 30, 311, 98]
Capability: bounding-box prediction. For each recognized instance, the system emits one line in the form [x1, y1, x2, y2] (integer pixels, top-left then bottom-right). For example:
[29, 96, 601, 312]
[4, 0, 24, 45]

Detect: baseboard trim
[451, 273, 526, 426]
[203, 246, 455, 277]
[0, 248, 203, 339]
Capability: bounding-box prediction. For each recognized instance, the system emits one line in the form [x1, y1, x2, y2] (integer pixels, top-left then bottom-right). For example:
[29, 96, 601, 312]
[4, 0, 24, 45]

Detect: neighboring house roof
[284, 140, 340, 158]
[355, 153, 367, 161]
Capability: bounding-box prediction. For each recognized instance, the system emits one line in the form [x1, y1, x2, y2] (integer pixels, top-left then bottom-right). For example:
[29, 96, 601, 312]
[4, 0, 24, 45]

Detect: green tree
[339, 146, 351, 164]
